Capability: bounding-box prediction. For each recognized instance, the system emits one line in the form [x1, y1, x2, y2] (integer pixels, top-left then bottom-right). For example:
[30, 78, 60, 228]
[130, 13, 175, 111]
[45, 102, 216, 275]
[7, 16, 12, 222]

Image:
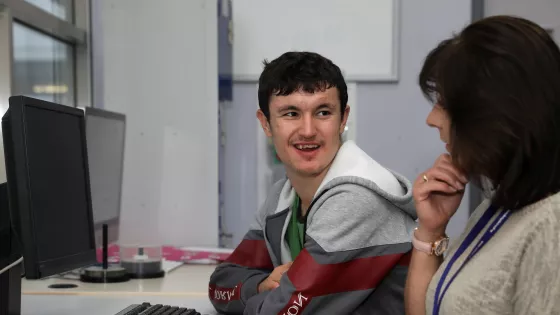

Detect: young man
[209, 52, 417, 314]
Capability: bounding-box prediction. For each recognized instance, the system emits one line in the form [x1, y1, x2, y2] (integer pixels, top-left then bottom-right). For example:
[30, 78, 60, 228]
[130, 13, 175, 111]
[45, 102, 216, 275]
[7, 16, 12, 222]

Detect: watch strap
[412, 228, 448, 256]
[412, 228, 433, 254]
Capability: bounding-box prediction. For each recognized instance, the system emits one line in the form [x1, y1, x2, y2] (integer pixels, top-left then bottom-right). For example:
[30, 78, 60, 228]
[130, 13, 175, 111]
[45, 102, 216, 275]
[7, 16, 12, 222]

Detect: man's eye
[317, 111, 331, 116]
[284, 112, 297, 117]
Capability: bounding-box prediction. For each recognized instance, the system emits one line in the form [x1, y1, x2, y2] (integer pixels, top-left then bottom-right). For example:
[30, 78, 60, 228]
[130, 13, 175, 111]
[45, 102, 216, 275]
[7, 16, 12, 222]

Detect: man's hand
[258, 262, 292, 293]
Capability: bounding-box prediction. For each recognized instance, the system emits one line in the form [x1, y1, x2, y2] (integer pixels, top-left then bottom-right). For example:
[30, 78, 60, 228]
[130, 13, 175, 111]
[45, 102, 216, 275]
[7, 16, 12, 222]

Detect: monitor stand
[79, 224, 129, 283]
[0, 182, 22, 315]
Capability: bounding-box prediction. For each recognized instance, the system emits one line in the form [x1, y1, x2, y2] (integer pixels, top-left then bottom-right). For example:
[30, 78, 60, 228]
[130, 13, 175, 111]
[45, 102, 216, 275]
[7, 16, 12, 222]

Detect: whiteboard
[232, 0, 400, 82]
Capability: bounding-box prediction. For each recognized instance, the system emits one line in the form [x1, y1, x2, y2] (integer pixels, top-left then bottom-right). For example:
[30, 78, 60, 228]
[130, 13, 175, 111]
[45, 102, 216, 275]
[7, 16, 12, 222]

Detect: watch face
[434, 238, 449, 256]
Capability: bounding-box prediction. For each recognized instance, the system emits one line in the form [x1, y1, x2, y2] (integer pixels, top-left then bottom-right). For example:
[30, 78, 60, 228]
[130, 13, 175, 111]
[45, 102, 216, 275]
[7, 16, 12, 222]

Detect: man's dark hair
[258, 51, 348, 119]
[419, 15, 560, 210]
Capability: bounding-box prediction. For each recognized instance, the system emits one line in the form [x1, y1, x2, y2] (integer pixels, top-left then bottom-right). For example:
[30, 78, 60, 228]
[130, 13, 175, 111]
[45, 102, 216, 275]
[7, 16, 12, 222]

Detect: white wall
[93, 0, 219, 247]
[223, 0, 473, 247]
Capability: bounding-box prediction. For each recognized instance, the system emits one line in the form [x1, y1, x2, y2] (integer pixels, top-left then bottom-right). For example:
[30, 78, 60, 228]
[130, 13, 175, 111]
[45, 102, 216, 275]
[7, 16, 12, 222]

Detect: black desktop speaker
[0, 182, 20, 271]
[0, 184, 10, 264]
[0, 182, 23, 315]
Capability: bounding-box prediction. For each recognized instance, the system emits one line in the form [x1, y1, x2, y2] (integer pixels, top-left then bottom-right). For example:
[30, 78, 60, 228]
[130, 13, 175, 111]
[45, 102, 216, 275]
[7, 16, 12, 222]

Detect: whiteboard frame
[233, 0, 401, 83]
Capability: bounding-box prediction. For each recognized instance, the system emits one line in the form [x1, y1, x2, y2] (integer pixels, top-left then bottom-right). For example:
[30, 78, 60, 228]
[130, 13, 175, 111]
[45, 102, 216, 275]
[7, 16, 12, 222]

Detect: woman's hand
[413, 154, 469, 239]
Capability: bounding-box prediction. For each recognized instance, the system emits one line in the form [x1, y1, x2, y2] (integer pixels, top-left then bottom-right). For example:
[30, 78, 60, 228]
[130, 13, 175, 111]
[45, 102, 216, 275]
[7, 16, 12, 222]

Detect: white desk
[20, 265, 218, 315]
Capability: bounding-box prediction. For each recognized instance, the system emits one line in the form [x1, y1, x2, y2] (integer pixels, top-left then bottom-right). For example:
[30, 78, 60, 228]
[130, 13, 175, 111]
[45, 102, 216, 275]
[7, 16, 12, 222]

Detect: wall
[356, 1, 472, 240]
[93, 0, 219, 247]
[223, 0, 473, 247]
[0, 10, 11, 184]
[485, 0, 560, 40]
[220, 84, 258, 247]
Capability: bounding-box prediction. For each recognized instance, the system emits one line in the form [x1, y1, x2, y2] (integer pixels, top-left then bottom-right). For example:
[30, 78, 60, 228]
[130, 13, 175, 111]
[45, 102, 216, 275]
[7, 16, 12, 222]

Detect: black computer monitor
[84, 107, 126, 247]
[0, 96, 97, 314]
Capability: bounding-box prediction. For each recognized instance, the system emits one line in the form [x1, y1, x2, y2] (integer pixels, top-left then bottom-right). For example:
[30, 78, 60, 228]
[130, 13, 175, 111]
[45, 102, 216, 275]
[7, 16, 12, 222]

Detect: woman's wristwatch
[412, 227, 449, 256]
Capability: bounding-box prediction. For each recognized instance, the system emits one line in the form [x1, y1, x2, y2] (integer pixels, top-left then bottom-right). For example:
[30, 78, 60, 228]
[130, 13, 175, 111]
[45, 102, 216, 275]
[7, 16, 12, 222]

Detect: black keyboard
[114, 302, 203, 315]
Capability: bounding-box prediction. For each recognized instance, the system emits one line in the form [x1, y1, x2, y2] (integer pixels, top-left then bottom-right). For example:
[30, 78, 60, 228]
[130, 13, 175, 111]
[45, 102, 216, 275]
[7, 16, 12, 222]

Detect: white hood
[274, 140, 409, 214]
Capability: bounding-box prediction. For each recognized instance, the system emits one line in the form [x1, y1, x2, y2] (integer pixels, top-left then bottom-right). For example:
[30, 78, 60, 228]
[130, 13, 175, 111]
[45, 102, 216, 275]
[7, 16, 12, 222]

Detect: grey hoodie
[209, 140, 417, 314]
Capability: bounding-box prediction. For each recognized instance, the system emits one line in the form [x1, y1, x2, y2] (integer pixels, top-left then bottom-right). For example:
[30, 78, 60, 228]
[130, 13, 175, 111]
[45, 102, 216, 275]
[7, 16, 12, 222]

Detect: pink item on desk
[96, 243, 120, 263]
[96, 244, 233, 264]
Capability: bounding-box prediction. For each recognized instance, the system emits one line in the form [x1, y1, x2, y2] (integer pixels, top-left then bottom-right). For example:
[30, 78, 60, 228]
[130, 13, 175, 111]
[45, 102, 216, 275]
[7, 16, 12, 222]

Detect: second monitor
[84, 107, 126, 247]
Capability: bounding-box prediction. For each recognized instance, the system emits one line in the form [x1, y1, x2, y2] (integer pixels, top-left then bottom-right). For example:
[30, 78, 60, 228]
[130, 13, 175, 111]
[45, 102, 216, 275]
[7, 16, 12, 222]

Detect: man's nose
[299, 114, 316, 138]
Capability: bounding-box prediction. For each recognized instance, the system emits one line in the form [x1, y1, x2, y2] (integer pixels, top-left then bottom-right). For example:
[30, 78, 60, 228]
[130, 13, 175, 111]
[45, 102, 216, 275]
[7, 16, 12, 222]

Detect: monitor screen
[3, 96, 96, 279]
[85, 108, 126, 246]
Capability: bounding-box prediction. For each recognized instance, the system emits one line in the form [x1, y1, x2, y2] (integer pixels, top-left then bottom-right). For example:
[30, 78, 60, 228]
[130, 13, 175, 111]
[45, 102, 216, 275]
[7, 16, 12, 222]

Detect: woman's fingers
[414, 153, 469, 202]
[414, 177, 458, 201]
[423, 167, 464, 191]
[432, 154, 469, 183]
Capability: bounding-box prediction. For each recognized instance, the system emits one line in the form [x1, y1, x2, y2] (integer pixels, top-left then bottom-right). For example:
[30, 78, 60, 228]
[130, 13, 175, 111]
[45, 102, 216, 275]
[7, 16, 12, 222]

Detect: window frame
[0, 0, 92, 108]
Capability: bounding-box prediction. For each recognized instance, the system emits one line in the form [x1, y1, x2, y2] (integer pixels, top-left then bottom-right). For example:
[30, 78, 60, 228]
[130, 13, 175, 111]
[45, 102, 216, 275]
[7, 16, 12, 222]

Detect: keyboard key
[113, 302, 202, 315]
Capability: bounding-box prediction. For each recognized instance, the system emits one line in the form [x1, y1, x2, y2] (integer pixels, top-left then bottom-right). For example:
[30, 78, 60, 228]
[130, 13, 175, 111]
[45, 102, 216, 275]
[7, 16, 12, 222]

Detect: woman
[405, 15, 560, 315]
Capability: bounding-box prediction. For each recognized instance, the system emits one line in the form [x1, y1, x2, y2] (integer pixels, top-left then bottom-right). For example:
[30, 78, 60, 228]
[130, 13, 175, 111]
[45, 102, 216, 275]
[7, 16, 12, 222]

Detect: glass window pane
[24, 0, 73, 22]
[12, 23, 75, 107]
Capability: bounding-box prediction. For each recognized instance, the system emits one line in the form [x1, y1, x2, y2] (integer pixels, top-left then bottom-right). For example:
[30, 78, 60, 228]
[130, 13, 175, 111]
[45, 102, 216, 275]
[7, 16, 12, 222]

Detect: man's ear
[256, 109, 272, 137]
[340, 105, 350, 134]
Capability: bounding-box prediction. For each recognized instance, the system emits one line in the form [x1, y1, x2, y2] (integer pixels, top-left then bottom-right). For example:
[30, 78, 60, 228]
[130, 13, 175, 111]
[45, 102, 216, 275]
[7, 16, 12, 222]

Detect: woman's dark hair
[419, 15, 560, 210]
